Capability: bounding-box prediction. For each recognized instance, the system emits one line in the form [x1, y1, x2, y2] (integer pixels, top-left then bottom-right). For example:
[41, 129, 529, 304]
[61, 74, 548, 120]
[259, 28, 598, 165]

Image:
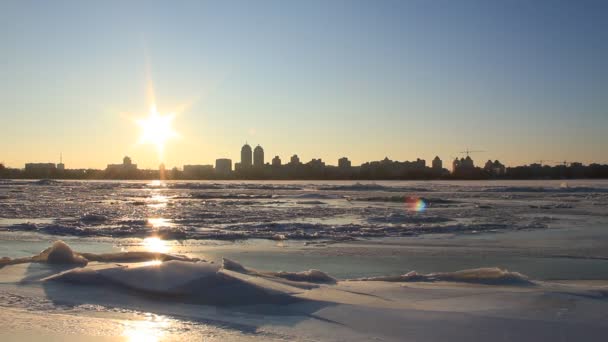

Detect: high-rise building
[432, 156, 442, 170]
[215, 158, 232, 176]
[240, 143, 252, 168]
[453, 156, 474, 174]
[308, 158, 325, 168]
[253, 145, 264, 167]
[338, 157, 351, 169]
[485, 160, 506, 176]
[290, 154, 301, 165]
[452, 158, 460, 172]
[272, 156, 281, 167]
[462, 156, 474, 168]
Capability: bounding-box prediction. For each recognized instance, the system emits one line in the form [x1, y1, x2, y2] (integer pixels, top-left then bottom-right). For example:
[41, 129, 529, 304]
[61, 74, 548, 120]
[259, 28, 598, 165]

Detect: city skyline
[8, 141, 601, 172]
[1, 141, 604, 171]
[7, 142, 607, 180]
[2, 1, 608, 169]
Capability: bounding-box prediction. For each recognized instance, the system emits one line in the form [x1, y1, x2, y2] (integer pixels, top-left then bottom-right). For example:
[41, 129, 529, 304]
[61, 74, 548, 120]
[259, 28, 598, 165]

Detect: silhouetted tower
[452, 158, 461, 172]
[462, 155, 474, 168]
[253, 145, 264, 167]
[240, 143, 252, 168]
[57, 153, 65, 171]
[272, 156, 282, 167]
[290, 154, 301, 165]
[338, 157, 351, 169]
[432, 156, 442, 170]
[123, 156, 132, 166]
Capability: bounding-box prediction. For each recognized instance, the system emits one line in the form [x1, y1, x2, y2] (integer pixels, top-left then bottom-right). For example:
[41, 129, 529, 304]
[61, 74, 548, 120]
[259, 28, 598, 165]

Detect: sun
[136, 105, 178, 161]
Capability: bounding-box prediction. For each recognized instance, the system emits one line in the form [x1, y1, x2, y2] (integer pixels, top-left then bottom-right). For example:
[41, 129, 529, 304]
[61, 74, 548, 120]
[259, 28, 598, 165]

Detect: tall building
[453, 156, 475, 174]
[338, 157, 351, 169]
[308, 158, 325, 168]
[240, 143, 252, 168]
[432, 156, 442, 170]
[253, 145, 264, 167]
[290, 154, 301, 165]
[484, 160, 506, 176]
[452, 158, 460, 172]
[461, 156, 474, 168]
[215, 158, 232, 176]
[272, 156, 281, 167]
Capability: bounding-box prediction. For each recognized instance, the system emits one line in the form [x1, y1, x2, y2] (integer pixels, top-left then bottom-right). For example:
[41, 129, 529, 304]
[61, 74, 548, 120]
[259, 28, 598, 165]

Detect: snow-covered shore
[1, 241, 607, 341]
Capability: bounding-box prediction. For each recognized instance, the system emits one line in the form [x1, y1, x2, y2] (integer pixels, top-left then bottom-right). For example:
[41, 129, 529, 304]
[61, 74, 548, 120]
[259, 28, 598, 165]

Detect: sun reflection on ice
[122, 314, 170, 342]
[147, 180, 164, 188]
[142, 236, 170, 253]
[138, 259, 163, 267]
[146, 193, 169, 209]
[147, 217, 173, 228]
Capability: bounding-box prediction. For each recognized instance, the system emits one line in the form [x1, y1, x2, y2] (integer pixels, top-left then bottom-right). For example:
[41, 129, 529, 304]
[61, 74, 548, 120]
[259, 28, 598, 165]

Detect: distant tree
[0, 163, 5, 171]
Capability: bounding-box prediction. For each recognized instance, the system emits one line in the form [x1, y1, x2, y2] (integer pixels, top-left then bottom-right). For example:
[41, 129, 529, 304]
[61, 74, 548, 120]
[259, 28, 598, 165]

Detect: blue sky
[1, 0, 606, 169]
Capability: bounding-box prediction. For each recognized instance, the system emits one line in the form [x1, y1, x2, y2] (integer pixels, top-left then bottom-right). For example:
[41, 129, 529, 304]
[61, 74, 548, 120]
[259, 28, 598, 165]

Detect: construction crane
[458, 148, 485, 157]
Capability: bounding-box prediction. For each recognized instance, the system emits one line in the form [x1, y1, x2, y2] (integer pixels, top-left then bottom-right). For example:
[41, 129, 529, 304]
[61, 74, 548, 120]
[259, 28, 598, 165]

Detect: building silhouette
[338, 157, 351, 169]
[7, 146, 608, 180]
[307, 158, 325, 169]
[25, 163, 56, 178]
[25, 163, 56, 171]
[289, 154, 301, 165]
[484, 160, 506, 176]
[183, 164, 213, 178]
[106, 156, 138, 172]
[432, 156, 442, 170]
[453, 156, 474, 172]
[240, 143, 252, 168]
[215, 158, 232, 176]
[253, 145, 264, 167]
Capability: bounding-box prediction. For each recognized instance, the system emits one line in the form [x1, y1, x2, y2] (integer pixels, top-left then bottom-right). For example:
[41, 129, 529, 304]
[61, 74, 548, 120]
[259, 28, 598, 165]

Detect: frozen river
[1, 179, 608, 341]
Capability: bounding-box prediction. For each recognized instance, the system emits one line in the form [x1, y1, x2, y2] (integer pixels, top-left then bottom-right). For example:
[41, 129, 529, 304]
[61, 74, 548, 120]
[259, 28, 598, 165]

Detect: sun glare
[136, 105, 178, 161]
[142, 236, 170, 253]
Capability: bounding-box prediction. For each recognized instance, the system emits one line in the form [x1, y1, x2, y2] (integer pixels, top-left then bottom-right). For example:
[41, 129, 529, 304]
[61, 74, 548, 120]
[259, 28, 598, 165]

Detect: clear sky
[1, 0, 607, 169]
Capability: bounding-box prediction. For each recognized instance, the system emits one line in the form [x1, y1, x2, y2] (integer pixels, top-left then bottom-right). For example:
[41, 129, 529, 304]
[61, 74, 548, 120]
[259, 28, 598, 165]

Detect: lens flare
[405, 196, 426, 212]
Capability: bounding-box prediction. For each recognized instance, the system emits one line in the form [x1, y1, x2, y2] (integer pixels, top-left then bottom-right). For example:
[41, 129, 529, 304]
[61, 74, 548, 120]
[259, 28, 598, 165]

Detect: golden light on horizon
[136, 105, 178, 162]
